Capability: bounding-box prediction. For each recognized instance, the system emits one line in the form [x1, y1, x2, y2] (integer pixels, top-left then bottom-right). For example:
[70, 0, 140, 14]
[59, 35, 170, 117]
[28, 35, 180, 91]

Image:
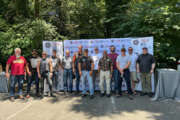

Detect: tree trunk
[35, 0, 40, 18]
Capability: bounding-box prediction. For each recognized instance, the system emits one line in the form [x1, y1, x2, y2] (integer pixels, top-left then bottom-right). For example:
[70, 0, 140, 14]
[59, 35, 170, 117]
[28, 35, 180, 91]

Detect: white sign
[43, 41, 63, 58]
[64, 37, 154, 92]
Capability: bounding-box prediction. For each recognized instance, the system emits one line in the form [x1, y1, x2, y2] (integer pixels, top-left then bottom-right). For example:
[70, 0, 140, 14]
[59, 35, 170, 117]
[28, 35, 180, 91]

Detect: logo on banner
[133, 40, 139, 45]
[141, 38, 149, 43]
[64, 46, 70, 48]
[141, 43, 147, 47]
[45, 42, 51, 48]
[99, 40, 104, 43]
[91, 50, 93, 54]
[52, 42, 56, 46]
[94, 39, 98, 43]
[75, 41, 79, 44]
[122, 44, 125, 48]
[79, 41, 83, 44]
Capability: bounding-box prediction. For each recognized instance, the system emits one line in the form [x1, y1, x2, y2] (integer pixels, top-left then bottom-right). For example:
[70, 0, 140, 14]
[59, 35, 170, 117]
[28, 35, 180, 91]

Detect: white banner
[64, 37, 153, 56]
[43, 41, 63, 58]
[64, 37, 154, 92]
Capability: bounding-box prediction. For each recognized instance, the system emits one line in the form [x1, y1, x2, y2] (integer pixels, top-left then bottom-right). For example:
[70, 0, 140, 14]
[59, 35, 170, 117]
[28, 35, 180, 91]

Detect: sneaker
[90, 95, 94, 99]
[148, 93, 153, 98]
[100, 93, 105, 97]
[140, 92, 145, 96]
[82, 94, 87, 97]
[36, 93, 41, 97]
[133, 91, 137, 96]
[40, 95, 44, 99]
[64, 90, 67, 95]
[26, 94, 30, 99]
[75, 91, 80, 95]
[50, 93, 56, 97]
[106, 94, 111, 98]
[44, 92, 48, 96]
[19, 95, 24, 100]
[128, 95, 134, 100]
[116, 93, 122, 98]
[125, 91, 128, 94]
[10, 97, 15, 102]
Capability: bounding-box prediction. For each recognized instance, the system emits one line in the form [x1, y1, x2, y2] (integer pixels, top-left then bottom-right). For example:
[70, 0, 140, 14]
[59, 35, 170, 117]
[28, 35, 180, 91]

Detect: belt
[32, 68, 37, 71]
[42, 71, 49, 74]
[101, 69, 110, 71]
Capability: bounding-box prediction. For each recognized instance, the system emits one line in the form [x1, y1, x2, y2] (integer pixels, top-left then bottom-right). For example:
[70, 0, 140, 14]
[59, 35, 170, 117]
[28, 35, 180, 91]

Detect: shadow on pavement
[1, 92, 180, 120]
[47, 92, 76, 104]
[68, 94, 180, 120]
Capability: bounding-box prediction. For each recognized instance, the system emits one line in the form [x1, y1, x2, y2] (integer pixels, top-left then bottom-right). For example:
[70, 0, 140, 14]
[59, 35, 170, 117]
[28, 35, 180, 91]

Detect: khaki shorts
[130, 72, 138, 82]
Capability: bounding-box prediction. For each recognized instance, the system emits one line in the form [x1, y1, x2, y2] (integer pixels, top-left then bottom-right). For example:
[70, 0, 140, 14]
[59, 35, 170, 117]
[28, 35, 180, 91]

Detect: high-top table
[0, 73, 8, 93]
[152, 69, 180, 101]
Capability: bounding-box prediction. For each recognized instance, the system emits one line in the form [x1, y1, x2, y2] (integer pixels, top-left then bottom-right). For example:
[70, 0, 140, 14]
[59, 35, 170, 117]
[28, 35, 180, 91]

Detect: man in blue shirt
[116, 48, 133, 100]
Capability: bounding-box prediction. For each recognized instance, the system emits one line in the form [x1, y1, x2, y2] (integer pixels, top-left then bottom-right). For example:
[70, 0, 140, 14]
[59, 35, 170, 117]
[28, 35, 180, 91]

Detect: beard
[15, 54, 20, 58]
[111, 50, 115, 53]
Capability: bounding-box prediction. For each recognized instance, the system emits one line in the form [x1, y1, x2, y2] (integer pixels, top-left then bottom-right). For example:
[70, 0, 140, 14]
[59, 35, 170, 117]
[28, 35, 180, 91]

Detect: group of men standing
[5, 45, 155, 102]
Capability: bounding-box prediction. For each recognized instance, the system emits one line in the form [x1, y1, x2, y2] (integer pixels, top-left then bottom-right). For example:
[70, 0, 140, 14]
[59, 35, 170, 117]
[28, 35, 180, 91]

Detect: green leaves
[104, 0, 180, 68]
[0, 19, 64, 65]
[0, 0, 180, 69]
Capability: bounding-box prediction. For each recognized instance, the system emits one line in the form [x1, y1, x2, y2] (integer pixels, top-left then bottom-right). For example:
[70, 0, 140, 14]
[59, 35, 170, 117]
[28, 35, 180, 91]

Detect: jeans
[117, 69, 132, 95]
[112, 69, 119, 92]
[81, 71, 94, 95]
[27, 71, 39, 95]
[10, 75, 24, 97]
[63, 69, 73, 92]
[75, 70, 80, 92]
[92, 70, 99, 90]
[52, 71, 59, 91]
[99, 70, 111, 94]
[40, 72, 53, 95]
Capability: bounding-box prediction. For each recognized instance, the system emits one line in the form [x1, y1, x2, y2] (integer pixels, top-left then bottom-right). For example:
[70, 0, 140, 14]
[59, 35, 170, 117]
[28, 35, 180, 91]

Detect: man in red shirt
[108, 45, 119, 95]
[6, 48, 30, 102]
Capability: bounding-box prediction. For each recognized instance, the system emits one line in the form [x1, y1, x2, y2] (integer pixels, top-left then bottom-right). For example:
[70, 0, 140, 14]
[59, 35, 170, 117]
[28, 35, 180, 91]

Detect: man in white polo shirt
[128, 47, 138, 95]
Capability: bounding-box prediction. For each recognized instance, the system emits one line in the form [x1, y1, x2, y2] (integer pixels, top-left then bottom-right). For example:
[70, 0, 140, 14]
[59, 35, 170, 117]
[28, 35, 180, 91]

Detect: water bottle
[178, 60, 180, 71]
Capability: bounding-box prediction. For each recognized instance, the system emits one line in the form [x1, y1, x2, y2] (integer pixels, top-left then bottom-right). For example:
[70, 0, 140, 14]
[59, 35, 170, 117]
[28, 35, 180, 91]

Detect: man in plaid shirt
[98, 50, 113, 97]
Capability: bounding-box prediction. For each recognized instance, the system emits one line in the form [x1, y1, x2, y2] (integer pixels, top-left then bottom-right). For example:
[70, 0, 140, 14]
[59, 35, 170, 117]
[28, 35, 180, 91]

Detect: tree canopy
[0, 0, 180, 68]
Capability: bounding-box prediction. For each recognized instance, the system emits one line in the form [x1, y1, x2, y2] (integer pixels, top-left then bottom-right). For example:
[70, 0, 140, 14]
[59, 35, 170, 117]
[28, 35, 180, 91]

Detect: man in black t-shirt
[26, 49, 40, 98]
[78, 49, 94, 99]
[137, 47, 155, 97]
[73, 45, 83, 94]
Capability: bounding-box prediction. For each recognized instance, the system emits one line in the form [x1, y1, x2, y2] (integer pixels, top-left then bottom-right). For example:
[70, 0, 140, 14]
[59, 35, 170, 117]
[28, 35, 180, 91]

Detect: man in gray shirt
[116, 48, 133, 99]
[137, 47, 155, 97]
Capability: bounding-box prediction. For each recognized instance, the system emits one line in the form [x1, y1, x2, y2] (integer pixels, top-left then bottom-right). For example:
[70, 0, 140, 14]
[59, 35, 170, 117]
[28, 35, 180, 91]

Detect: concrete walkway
[0, 93, 180, 120]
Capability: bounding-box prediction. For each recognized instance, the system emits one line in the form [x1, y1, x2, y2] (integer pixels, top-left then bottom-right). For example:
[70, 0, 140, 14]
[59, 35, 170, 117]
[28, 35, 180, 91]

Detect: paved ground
[0, 93, 180, 120]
